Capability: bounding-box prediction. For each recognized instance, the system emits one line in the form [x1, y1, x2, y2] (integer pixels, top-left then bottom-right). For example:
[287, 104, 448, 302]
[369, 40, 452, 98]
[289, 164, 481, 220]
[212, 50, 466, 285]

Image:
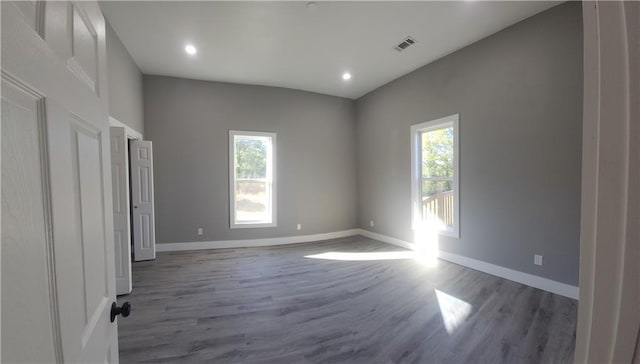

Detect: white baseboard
[156, 229, 361, 252]
[357, 229, 579, 300]
[156, 227, 578, 300]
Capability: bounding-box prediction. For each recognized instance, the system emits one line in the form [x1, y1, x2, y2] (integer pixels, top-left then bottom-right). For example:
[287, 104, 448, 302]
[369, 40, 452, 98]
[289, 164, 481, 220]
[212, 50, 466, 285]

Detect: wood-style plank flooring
[117, 236, 577, 363]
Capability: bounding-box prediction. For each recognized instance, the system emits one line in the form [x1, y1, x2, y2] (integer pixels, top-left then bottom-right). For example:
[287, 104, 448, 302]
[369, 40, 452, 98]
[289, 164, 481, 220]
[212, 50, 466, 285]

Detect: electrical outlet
[197, 228, 203, 236]
[297, 224, 302, 231]
[534, 254, 543, 266]
[370, 220, 374, 227]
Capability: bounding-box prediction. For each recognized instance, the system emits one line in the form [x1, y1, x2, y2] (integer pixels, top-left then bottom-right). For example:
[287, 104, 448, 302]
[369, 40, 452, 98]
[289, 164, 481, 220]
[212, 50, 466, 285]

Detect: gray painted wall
[106, 20, 144, 134]
[355, 2, 583, 285]
[144, 75, 358, 244]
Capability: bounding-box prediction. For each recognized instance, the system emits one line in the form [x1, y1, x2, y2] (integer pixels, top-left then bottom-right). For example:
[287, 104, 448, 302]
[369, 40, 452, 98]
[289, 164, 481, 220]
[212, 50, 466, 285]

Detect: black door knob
[110, 302, 131, 323]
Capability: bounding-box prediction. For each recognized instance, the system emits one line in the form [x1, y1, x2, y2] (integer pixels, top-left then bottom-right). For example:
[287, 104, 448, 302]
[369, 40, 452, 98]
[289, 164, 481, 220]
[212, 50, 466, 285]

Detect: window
[229, 131, 276, 228]
[411, 114, 459, 237]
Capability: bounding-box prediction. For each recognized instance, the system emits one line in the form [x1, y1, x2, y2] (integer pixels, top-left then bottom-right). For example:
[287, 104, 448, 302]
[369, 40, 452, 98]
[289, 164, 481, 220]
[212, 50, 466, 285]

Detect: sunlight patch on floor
[435, 289, 473, 335]
[304, 251, 415, 261]
[413, 221, 441, 267]
[304, 249, 439, 267]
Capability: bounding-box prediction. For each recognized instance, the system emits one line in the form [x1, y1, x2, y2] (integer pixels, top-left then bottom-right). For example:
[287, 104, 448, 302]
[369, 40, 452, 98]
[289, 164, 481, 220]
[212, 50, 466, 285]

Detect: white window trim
[410, 114, 460, 238]
[229, 130, 277, 229]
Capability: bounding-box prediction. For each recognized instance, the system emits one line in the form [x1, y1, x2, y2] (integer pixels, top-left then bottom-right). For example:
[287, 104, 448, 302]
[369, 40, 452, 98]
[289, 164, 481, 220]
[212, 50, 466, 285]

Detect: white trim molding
[109, 116, 143, 140]
[357, 229, 579, 300]
[575, 2, 639, 362]
[156, 229, 360, 252]
[156, 227, 578, 300]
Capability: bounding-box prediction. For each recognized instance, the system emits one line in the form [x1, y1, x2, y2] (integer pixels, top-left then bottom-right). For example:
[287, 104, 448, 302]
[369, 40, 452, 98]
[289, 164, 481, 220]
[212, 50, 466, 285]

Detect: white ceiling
[101, 1, 560, 99]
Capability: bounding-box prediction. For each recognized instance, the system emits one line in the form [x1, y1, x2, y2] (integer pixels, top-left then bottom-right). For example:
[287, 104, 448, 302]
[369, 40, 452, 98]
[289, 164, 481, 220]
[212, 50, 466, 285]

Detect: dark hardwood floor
[117, 236, 577, 363]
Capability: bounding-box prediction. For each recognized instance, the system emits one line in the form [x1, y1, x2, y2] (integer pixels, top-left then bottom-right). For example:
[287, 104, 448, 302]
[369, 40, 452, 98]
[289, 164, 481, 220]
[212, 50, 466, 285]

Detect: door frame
[109, 116, 157, 263]
[110, 116, 142, 140]
[109, 116, 142, 293]
[575, 1, 639, 362]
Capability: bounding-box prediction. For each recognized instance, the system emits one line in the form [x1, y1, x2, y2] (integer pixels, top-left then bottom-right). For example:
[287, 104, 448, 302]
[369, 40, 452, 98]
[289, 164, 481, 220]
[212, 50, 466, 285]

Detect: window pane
[422, 179, 453, 197]
[235, 137, 268, 179]
[235, 180, 270, 223]
[421, 127, 454, 178]
[232, 133, 274, 226]
[412, 115, 458, 236]
[421, 179, 454, 228]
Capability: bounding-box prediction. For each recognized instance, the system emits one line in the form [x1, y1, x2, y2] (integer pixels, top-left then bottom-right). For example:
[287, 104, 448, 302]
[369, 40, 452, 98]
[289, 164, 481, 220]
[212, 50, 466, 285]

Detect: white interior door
[111, 127, 133, 295]
[2, 1, 122, 362]
[130, 140, 157, 261]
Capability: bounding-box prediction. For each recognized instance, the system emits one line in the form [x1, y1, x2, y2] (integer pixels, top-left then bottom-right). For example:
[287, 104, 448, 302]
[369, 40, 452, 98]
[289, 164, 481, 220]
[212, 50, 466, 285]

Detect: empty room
[1, 1, 637, 363]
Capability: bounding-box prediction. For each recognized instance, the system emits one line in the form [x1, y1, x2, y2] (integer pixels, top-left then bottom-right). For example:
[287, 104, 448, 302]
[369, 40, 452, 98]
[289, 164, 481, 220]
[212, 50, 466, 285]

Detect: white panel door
[111, 127, 133, 295]
[1, 65, 59, 364]
[2, 1, 123, 362]
[130, 140, 157, 261]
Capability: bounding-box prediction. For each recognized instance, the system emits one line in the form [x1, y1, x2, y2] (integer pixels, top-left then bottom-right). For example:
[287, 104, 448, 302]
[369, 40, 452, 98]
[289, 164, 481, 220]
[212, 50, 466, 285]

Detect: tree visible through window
[411, 115, 459, 237]
[230, 131, 276, 228]
[421, 126, 454, 227]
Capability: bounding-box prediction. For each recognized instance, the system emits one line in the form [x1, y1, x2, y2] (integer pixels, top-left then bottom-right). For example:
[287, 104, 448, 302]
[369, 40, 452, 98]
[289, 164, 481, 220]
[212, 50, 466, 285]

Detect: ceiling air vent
[394, 36, 417, 52]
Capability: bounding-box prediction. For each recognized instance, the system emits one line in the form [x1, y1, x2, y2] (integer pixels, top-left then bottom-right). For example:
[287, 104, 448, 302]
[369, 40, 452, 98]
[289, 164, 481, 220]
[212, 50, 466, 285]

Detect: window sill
[439, 229, 460, 239]
[230, 222, 277, 229]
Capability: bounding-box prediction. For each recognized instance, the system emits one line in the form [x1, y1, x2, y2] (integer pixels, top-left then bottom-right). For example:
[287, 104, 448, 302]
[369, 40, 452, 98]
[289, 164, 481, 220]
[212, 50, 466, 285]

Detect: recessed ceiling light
[185, 44, 197, 55]
[342, 72, 352, 81]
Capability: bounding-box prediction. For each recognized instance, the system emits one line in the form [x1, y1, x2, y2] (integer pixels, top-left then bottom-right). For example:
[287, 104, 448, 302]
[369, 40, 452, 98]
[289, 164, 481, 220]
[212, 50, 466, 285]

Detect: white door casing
[575, 1, 640, 363]
[111, 127, 132, 295]
[130, 140, 157, 261]
[2, 1, 120, 362]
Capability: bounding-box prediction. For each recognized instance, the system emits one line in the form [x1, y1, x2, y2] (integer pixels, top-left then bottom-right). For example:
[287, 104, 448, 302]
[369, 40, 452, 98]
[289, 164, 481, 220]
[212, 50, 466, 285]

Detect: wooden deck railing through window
[422, 190, 454, 227]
